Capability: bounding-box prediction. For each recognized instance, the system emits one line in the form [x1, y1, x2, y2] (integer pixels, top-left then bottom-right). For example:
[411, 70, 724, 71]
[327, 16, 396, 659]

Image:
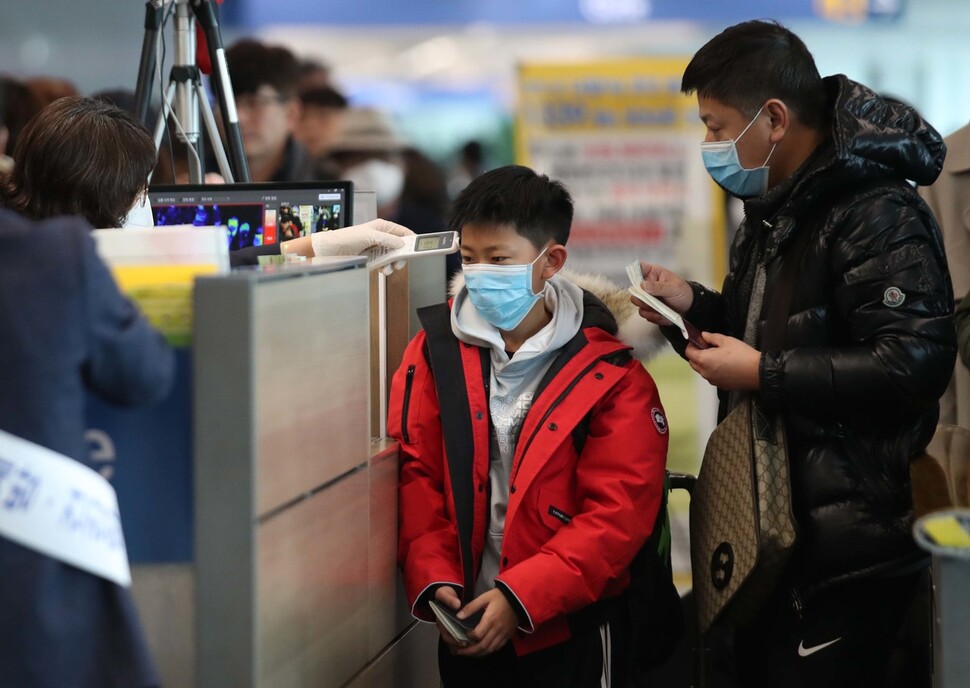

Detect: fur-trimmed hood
[448, 269, 668, 362]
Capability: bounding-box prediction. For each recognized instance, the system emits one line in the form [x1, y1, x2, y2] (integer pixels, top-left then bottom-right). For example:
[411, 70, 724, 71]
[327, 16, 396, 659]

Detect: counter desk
[97, 255, 444, 687]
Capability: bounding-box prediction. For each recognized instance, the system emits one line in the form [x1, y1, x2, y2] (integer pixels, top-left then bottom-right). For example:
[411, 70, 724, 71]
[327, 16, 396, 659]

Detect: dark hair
[227, 39, 301, 98]
[1, 96, 156, 227]
[448, 165, 572, 247]
[299, 85, 348, 110]
[460, 140, 484, 167]
[402, 148, 449, 217]
[1, 76, 33, 154]
[297, 59, 332, 91]
[681, 20, 826, 129]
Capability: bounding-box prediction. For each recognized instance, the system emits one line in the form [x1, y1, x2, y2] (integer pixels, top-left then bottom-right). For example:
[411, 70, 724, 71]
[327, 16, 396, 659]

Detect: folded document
[626, 261, 708, 349]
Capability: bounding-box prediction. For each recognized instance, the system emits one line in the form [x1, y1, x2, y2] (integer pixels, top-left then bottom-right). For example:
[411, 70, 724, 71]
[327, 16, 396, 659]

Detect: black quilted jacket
[677, 75, 956, 598]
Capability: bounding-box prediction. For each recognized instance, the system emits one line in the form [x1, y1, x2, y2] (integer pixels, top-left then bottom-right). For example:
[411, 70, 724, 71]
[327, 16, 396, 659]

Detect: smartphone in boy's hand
[428, 599, 485, 645]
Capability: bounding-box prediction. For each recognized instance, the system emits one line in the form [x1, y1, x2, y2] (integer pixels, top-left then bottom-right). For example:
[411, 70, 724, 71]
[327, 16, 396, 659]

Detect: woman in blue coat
[0, 95, 175, 686]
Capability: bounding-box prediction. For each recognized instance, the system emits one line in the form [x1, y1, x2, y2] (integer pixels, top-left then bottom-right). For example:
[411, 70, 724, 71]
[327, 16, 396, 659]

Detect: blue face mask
[700, 105, 776, 199]
[462, 248, 548, 331]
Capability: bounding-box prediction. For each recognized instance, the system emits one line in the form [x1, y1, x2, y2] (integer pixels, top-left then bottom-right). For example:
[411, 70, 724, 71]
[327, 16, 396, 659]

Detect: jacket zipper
[401, 365, 415, 444]
[509, 352, 620, 486]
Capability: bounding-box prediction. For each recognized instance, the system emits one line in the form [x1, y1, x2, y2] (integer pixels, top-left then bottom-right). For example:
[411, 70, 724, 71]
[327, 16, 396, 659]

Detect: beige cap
[329, 107, 408, 153]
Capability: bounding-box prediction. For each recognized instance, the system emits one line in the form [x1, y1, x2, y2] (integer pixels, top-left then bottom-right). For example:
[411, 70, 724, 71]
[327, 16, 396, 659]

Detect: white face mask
[344, 159, 405, 208]
[122, 192, 154, 229]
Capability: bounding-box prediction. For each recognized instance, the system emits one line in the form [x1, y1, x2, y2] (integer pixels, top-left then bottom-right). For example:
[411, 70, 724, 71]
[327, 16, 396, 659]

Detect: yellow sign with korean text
[516, 57, 726, 285]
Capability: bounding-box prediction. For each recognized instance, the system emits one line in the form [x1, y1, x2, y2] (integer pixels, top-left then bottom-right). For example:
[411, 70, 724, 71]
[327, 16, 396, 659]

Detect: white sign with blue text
[0, 429, 131, 587]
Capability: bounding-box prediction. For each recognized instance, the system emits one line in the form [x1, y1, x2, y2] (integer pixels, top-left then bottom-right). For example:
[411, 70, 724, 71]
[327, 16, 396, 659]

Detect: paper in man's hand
[626, 261, 708, 349]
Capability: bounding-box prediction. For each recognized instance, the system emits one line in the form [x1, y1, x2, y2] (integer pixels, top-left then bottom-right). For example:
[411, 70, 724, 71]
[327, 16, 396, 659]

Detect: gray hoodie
[451, 274, 585, 597]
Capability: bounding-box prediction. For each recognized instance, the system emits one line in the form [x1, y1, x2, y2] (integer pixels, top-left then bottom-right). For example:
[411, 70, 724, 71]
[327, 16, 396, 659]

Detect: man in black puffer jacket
[632, 19, 956, 688]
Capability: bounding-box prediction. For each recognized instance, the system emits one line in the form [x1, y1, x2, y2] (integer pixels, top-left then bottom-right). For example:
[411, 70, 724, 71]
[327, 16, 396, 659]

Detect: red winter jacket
[388, 296, 668, 655]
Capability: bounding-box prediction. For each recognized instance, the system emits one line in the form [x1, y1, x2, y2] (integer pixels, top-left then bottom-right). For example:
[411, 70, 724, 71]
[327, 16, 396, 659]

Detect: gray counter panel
[194, 274, 258, 688]
[253, 269, 369, 517]
[345, 622, 439, 688]
[194, 261, 370, 687]
[258, 468, 371, 687]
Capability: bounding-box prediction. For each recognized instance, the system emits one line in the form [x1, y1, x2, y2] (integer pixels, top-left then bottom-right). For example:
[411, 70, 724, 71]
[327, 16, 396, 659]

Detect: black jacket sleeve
[760, 193, 956, 420]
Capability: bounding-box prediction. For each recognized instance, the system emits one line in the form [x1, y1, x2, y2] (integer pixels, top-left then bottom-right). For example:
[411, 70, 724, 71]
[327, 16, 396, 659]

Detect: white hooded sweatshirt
[451, 274, 585, 597]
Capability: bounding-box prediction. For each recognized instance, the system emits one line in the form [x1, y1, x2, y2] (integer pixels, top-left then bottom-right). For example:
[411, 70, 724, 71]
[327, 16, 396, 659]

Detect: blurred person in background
[330, 107, 456, 275]
[329, 106, 409, 217]
[25, 76, 78, 110]
[402, 147, 458, 278]
[0, 75, 77, 173]
[295, 84, 348, 178]
[401, 148, 450, 233]
[297, 57, 333, 93]
[0, 76, 16, 177]
[225, 38, 321, 183]
[0, 76, 32, 173]
[447, 139, 488, 199]
[0, 80, 174, 688]
[919, 121, 970, 430]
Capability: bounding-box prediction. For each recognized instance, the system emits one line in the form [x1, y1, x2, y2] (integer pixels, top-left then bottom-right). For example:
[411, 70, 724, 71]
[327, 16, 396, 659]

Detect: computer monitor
[148, 181, 354, 251]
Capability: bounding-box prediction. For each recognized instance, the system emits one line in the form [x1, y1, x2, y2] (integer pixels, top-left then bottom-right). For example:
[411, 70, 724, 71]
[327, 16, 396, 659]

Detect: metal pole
[191, 0, 250, 182]
[172, 0, 201, 171]
[195, 80, 234, 182]
[134, 0, 167, 128]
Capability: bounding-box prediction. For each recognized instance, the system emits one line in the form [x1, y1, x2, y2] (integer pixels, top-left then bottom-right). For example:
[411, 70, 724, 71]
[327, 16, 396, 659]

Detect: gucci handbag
[689, 226, 811, 634]
[689, 395, 796, 633]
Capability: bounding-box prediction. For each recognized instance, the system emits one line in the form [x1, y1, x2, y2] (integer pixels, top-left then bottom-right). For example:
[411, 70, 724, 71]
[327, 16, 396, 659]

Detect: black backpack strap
[533, 288, 628, 403]
[568, 469, 684, 677]
[417, 302, 483, 601]
[568, 350, 630, 456]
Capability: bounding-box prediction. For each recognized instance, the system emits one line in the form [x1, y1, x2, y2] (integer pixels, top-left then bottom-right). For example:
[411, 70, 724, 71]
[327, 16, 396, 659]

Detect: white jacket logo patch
[651, 408, 668, 434]
[883, 287, 905, 308]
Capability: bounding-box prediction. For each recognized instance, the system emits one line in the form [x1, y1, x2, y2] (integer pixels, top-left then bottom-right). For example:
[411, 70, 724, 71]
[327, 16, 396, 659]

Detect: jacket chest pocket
[536, 487, 576, 533]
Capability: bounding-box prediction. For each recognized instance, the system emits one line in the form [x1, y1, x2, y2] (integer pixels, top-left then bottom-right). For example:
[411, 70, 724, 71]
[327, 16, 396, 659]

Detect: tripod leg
[135, 1, 166, 128]
[147, 81, 178, 184]
[153, 79, 204, 184]
[191, 0, 251, 182]
[153, 82, 177, 153]
[186, 138, 204, 184]
[195, 81, 234, 183]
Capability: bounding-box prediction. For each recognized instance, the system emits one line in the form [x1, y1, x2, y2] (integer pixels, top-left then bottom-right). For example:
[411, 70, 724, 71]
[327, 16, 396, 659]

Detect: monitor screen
[148, 181, 354, 251]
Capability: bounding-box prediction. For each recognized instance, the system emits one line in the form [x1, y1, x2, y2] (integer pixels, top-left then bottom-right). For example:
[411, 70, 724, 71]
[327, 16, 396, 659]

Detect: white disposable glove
[310, 218, 413, 257]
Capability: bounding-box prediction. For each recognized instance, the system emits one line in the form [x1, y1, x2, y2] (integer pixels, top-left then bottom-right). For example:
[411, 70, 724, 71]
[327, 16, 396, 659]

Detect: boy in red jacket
[387, 165, 669, 686]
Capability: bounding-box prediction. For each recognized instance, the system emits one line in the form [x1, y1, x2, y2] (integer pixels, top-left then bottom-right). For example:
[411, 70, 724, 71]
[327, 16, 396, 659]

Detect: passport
[429, 599, 484, 645]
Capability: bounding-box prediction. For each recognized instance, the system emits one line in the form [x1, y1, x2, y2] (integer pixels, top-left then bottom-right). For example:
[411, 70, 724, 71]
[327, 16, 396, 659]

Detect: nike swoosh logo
[797, 637, 842, 657]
